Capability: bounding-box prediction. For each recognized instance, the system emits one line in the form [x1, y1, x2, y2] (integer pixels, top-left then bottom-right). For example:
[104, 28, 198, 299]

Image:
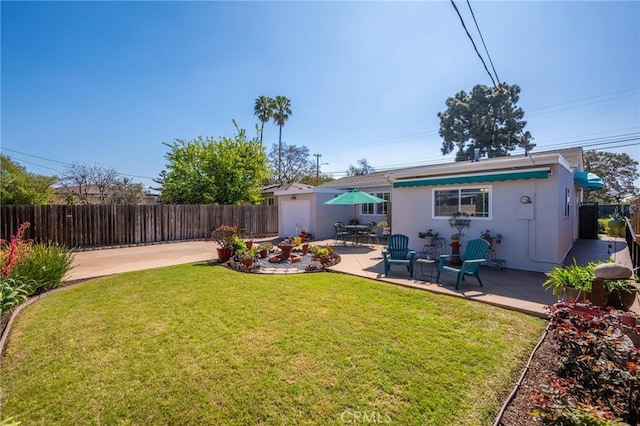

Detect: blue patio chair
[436, 238, 489, 291]
[382, 234, 416, 278]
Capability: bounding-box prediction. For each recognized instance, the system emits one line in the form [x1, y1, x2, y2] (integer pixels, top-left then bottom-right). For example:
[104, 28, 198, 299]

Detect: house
[386, 147, 588, 272]
[272, 182, 346, 239]
[301, 147, 594, 273]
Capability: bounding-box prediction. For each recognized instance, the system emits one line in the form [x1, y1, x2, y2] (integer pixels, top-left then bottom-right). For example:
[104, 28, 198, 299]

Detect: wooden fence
[0, 205, 278, 248]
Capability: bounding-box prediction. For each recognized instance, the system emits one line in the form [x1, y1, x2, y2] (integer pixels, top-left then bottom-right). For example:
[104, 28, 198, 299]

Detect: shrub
[542, 260, 600, 297]
[211, 225, 238, 249]
[0, 222, 33, 279]
[531, 302, 639, 424]
[9, 243, 74, 295]
[1, 277, 32, 316]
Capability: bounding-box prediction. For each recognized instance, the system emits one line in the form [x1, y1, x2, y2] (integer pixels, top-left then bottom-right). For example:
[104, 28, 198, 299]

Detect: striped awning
[393, 168, 550, 188]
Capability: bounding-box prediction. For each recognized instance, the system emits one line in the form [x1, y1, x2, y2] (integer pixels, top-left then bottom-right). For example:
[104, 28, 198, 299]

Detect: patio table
[344, 224, 371, 245]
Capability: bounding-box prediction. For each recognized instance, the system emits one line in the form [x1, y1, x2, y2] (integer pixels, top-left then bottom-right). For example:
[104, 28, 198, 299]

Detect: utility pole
[313, 153, 322, 179]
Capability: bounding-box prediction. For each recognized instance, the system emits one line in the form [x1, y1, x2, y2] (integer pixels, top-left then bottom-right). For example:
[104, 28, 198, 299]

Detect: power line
[1, 147, 158, 181]
[450, 0, 497, 86]
[466, 0, 500, 85]
[1, 147, 71, 165]
[323, 132, 640, 175]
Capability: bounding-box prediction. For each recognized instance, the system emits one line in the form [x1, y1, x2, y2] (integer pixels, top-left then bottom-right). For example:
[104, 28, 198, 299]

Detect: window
[433, 186, 491, 218]
[361, 192, 390, 215]
[266, 197, 275, 206]
[564, 187, 570, 217]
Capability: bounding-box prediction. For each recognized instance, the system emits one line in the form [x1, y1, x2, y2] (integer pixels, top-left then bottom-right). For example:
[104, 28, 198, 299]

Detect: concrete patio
[65, 236, 638, 319]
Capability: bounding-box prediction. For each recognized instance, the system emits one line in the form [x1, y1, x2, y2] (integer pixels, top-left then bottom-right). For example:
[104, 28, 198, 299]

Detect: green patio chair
[436, 238, 489, 291]
[382, 234, 416, 278]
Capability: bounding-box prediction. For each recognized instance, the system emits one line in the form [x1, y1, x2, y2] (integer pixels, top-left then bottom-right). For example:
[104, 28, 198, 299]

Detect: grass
[1, 264, 546, 425]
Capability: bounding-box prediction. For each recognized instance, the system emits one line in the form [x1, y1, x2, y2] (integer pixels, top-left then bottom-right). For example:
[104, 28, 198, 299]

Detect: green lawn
[1, 264, 546, 425]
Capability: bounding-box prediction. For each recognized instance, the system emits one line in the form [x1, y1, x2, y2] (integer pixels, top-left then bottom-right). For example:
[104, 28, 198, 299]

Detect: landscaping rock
[594, 263, 633, 279]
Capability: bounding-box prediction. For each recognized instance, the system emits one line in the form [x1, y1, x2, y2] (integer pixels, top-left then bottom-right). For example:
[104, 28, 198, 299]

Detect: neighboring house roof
[318, 171, 390, 189]
[320, 147, 584, 189]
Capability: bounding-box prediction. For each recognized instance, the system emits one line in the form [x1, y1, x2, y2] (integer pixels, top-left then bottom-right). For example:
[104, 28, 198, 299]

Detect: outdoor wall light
[520, 195, 532, 204]
[291, 195, 296, 200]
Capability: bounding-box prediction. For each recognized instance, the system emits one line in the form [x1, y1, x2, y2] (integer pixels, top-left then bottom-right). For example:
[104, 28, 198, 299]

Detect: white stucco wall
[391, 164, 577, 273]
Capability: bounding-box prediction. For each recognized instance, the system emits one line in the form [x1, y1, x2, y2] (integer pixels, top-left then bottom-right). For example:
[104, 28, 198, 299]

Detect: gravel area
[228, 252, 341, 274]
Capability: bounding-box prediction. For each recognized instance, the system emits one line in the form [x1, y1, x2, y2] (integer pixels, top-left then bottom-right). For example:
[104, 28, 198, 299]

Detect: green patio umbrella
[324, 189, 388, 221]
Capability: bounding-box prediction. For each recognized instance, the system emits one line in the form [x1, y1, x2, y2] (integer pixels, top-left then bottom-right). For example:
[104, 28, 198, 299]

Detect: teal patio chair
[382, 234, 416, 278]
[436, 238, 489, 291]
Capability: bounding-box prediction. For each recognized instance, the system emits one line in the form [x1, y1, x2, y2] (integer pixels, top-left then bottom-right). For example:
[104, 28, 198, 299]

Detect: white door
[282, 200, 310, 237]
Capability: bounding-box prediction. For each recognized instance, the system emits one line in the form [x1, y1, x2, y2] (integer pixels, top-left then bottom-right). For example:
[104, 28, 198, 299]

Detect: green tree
[0, 154, 56, 205]
[438, 83, 532, 161]
[271, 95, 292, 182]
[268, 142, 314, 183]
[254, 95, 273, 146]
[158, 123, 270, 204]
[108, 178, 145, 204]
[584, 150, 639, 203]
[347, 158, 375, 176]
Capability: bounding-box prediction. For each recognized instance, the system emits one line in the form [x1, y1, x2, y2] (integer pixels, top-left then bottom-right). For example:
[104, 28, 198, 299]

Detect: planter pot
[260, 249, 268, 259]
[245, 240, 254, 250]
[320, 255, 331, 264]
[563, 287, 592, 302]
[482, 236, 494, 250]
[422, 236, 433, 246]
[301, 243, 309, 255]
[606, 288, 638, 311]
[216, 247, 233, 263]
[279, 244, 293, 261]
[242, 257, 254, 267]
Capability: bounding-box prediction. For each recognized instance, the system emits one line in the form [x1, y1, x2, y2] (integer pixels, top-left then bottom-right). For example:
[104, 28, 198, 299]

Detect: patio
[64, 235, 638, 318]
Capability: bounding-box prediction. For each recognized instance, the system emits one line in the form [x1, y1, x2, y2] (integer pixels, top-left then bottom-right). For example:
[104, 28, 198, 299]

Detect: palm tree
[271, 95, 292, 182]
[253, 96, 273, 146]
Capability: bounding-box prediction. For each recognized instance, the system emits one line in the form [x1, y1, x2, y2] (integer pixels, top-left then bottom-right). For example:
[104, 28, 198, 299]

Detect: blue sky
[2, 1, 639, 192]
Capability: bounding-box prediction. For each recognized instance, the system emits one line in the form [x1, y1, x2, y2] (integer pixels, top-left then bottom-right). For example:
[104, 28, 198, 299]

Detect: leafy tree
[267, 142, 314, 183]
[159, 123, 270, 204]
[108, 178, 145, 204]
[438, 83, 533, 161]
[0, 154, 56, 205]
[347, 158, 375, 176]
[299, 174, 334, 186]
[59, 163, 118, 204]
[254, 95, 273, 146]
[271, 96, 292, 182]
[584, 150, 639, 203]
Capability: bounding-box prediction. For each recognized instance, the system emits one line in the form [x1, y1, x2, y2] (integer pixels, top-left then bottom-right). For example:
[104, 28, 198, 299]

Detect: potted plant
[258, 242, 273, 258]
[298, 228, 312, 242]
[230, 236, 247, 257]
[607, 211, 625, 237]
[480, 229, 502, 249]
[278, 238, 295, 261]
[238, 246, 259, 267]
[605, 279, 639, 311]
[211, 225, 238, 263]
[244, 236, 254, 250]
[418, 229, 439, 246]
[542, 260, 596, 301]
[315, 246, 331, 264]
[377, 221, 390, 238]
